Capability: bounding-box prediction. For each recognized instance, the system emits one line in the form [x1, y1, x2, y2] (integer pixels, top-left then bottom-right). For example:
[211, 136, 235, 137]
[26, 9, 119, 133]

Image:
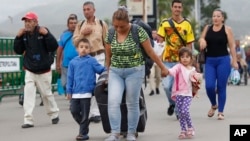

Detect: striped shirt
[105, 26, 149, 68]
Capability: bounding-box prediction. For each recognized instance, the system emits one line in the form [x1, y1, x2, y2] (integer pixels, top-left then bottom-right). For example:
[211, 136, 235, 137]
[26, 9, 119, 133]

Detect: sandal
[207, 105, 218, 117]
[218, 113, 224, 120]
[178, 131, 186, 140]
[186, 128, 195, 139]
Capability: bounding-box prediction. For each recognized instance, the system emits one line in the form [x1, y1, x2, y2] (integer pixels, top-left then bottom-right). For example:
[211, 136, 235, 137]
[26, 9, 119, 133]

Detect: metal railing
[0, 37, 59, 102]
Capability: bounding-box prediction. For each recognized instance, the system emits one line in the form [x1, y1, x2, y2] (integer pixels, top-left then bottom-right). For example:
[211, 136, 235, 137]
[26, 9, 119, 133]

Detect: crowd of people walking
[10, 0, 249, 141]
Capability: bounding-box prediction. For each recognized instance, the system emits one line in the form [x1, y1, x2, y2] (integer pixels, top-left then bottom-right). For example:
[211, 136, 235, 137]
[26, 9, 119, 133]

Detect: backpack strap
[80, 20, 85, 28]
[131, 24, 149, 88]
[80, 20, 103, 28]
[107, 27, 115, 44]
[80, 19, 105, 46]
[130, 24, 140, 48]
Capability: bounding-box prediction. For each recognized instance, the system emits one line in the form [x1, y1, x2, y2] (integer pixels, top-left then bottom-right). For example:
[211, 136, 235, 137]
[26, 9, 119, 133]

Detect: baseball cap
[21, 12, 38, 21]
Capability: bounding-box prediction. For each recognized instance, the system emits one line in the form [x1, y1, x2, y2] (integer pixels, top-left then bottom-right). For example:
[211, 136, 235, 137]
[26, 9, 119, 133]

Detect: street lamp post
[142, 0, 148, 23]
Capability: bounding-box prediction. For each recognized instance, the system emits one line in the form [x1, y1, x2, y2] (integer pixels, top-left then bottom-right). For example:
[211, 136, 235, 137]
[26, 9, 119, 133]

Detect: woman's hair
[179, 47, 193, 58]
[112, 7, 129, 23]
[76, 38, 91, 48]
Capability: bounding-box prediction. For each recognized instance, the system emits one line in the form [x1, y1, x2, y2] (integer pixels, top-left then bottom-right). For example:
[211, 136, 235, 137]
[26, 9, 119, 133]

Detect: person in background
[157, 0, 195, 119]
[148, 30, 164, 96]
[56, 14, 78, 96]
[67, 38, 106, 141]
[104, 8, 168, 141]
[246, 47, 250, 76]
[235, 40, 246, 60]
[73, 1, 108, 123]
[199, 9, 238, 120]
[13, 12, 60, 128]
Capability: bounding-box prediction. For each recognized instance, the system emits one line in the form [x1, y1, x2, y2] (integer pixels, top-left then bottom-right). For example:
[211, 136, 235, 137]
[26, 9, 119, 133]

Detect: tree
[200, 0, 227, 31]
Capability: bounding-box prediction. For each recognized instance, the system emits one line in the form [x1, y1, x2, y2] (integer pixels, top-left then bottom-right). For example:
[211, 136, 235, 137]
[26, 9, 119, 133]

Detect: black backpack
[108, 19, 154, 86]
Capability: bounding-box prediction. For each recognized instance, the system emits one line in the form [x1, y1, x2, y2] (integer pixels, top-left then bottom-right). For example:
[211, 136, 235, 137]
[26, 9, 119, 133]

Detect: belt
[90, 49, 105, 57]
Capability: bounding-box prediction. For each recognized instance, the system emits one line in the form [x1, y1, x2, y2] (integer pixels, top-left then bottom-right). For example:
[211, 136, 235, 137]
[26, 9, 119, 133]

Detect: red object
[21, 12, 38, 21]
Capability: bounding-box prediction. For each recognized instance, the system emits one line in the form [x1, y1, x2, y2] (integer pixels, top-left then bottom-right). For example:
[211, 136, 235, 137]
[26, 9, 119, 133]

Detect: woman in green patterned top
[104, 8, 168, 141]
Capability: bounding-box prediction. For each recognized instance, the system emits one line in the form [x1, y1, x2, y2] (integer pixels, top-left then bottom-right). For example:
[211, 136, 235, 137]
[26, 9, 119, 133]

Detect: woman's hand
[232, 60, 239, 70]
[161, 67, 168, 77]
[199, 38, 207, 50]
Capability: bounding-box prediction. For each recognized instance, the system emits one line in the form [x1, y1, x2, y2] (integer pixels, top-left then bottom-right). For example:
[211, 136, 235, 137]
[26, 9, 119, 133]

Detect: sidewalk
[0, 82, 249, 141]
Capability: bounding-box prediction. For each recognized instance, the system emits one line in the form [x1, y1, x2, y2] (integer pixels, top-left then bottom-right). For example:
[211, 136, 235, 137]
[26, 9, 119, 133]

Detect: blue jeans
[108, 65, 144, 134]
[70, 98, 91, 135]
[162, 62, 178, 114]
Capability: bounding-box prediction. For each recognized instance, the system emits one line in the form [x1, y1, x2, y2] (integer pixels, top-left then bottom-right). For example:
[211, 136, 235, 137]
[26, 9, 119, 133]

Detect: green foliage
[200, 0, 226, 31]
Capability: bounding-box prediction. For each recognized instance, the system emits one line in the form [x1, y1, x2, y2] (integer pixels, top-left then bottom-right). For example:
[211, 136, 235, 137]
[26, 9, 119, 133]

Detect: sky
[1, 0, 250, 40]
[0, 0, 119, 38]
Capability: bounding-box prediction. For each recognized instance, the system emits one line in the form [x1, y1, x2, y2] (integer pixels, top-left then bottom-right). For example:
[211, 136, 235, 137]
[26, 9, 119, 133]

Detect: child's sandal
[178, 131, 186, 139]
[186, 128, 195, 138]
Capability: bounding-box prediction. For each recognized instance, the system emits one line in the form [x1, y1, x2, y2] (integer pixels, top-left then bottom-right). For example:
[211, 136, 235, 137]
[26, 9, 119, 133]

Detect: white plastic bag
[230, 69, 240, 85]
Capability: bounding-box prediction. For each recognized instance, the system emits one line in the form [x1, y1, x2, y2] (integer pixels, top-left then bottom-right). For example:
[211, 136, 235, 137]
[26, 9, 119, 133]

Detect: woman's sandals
[207, 105, 218, 117]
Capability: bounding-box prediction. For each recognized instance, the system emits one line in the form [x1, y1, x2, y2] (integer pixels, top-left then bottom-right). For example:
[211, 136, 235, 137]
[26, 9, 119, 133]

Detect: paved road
[0, 81, 249, 141]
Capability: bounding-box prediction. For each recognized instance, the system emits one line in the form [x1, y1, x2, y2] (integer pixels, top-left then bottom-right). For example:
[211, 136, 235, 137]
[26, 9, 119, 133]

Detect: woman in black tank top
[198, 9, 238, 120]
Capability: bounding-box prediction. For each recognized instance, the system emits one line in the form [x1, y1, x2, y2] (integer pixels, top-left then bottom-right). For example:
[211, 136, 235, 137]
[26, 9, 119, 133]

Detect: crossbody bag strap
[168, 19, 186, 47]
[62, 34, 73, 47]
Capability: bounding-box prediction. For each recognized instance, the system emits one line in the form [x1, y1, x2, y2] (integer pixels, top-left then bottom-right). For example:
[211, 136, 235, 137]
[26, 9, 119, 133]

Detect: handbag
[197, 50, 206, 64]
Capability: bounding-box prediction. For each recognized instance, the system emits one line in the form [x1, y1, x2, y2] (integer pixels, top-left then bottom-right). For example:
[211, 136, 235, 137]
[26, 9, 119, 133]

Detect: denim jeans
[70, 98, 91, 135]
[162, 62, 178, 115]
[108, 65, 144, 134]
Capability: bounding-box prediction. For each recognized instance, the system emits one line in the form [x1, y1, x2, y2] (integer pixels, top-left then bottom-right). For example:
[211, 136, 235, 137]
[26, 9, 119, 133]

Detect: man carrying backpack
[73, 1, 108, 123]
[157, 0, 195, 119]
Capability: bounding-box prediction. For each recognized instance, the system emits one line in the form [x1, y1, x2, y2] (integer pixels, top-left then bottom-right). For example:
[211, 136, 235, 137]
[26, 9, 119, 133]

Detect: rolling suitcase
[94, 71, 147, 134]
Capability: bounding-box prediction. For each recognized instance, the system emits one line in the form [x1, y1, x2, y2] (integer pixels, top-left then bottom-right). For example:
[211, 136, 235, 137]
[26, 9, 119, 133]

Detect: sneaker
[89, 116, 101, 123]
[167, 104, 175, 116]
[155, 88, 160, 94]
[176, 115, 179, 120]
[21, 124, 34, 128]
[52, 117, 59, 124]
[76, 134, 89, 140]
[149, 90, 154, 96]
[104, 134, 120, 141]
[126, 133, 136, 141]
[40, 101, 44, 106]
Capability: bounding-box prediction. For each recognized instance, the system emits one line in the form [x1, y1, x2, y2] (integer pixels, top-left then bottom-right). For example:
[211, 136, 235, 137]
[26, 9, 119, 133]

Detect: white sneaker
[126, 133, 136, 141]
[104, 134, 120, 141]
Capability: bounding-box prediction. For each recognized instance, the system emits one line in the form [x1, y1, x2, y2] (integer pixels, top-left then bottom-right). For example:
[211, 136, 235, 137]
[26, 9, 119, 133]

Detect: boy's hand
[66, 94, 72, 100]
